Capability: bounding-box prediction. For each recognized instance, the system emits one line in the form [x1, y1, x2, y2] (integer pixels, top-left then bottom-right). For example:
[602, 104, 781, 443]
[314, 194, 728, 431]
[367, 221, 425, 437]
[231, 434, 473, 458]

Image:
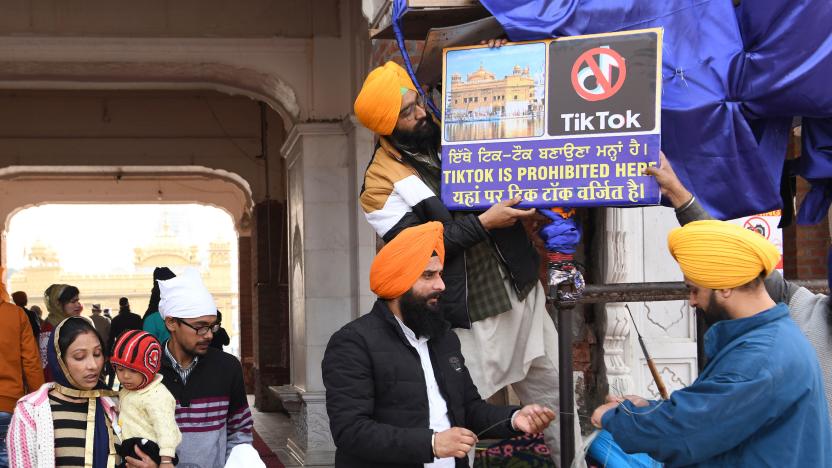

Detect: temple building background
[447, 64, 541, 118]
[7, 216, 239, 355]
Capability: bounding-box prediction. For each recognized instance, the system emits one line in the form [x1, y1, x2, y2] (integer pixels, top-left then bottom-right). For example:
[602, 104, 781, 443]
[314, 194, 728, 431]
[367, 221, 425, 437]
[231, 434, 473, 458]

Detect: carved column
[602, 208, 643, 396]
[275, 117, 375, 466]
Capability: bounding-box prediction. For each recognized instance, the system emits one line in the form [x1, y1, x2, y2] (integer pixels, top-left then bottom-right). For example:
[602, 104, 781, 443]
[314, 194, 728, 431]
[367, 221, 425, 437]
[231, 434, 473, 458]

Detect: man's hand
[622, 394, 651, 408]
[590, 394, 651, 428]
[479, 196, 536, 230]
[434, 427, 478, 459]
[124, 445, 159, 468]
[643, 151, 693, 208]
[512, 404, 556, 434]
[480, 38, 508, 48]
[590, 401, 619, 429]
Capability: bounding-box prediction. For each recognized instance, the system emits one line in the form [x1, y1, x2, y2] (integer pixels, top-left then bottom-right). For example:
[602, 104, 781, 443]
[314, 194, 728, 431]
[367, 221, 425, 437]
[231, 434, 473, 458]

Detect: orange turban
[370, 222, 445, 299]
[668, 220, 780, 289]
[354, 61, 417, 136]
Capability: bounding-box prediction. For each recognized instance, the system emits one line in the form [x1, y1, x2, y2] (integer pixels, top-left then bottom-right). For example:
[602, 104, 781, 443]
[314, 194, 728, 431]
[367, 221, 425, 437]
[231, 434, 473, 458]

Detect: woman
[5, 316, 158, 468]
[142, 268, 175, 344]
[39, 285, 84, 382]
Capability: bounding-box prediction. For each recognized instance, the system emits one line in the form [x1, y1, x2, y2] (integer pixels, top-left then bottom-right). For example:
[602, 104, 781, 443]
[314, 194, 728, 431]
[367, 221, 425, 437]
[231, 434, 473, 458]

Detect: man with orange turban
[356, 59, 578, 463]
[588, 156, 832, 466]
[322, 223, 556, 468]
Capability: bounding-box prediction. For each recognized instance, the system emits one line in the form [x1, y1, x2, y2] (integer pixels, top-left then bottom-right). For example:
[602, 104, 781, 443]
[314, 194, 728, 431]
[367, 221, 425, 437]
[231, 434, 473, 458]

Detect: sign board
[728, 210, 784, 272]
[440, 28, 663, 210]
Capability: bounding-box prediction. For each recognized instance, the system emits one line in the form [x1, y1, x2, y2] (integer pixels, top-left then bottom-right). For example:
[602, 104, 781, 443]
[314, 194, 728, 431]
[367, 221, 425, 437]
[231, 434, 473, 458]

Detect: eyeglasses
[176, 319, 220, 336]
[399, 93, 425, 121]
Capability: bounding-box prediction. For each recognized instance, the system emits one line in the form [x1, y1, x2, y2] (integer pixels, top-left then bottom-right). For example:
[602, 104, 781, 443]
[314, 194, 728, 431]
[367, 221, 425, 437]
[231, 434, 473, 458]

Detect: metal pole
[557, 302, 575, 468]
[577, 280, 828, 304]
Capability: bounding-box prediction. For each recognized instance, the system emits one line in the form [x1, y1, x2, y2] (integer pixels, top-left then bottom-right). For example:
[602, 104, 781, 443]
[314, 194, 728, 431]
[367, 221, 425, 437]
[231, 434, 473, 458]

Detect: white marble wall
[602, 206, 700, 400]
[278, 118, 375, 466]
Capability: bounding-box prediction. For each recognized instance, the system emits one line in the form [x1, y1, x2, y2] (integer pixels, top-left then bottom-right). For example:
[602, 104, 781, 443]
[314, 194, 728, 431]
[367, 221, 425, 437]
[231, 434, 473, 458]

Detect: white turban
[224, 444, 265, 468]
[158, 267, 217, 319]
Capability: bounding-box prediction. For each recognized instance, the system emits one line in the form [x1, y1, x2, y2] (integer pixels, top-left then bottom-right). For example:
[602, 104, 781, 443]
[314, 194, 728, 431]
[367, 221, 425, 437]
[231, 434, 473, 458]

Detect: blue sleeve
[602, 370, 776, 466]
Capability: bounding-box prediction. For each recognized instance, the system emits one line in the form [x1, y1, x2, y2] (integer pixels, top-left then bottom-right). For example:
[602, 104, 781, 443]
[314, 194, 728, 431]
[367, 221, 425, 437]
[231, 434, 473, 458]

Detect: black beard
[391, 118, 440, 153]
[698, 291, 731, 326]
[400, 289, 447, 339]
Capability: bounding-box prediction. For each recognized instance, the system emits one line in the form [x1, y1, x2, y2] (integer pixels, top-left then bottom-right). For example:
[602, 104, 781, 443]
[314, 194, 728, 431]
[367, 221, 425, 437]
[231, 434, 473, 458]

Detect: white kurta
[394, 316, 455, 468]
[455, 279, 585, 468]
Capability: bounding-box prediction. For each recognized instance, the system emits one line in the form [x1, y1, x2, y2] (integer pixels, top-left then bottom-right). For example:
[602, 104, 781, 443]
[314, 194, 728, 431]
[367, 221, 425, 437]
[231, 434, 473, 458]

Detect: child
[111, 330, 181, 466]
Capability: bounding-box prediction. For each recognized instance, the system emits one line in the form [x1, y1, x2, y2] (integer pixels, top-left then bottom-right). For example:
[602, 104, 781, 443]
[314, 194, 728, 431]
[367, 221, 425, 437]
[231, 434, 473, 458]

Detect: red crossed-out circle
[743, 216, 771, 239]
[570, 47, 627, 102]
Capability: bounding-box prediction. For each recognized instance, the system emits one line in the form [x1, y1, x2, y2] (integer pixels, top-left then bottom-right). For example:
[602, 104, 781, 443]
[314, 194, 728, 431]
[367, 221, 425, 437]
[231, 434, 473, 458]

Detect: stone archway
[0, 87, 293, 407]
[0, 166, 264, 380]
[0, 36, 303, 128]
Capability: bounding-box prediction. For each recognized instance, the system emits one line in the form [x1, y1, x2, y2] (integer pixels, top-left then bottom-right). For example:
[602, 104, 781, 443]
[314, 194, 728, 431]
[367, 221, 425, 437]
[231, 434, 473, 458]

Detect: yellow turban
[370, 222, 445, 299]
[354, 61, 417, 136]
[668, 220, 780, 289]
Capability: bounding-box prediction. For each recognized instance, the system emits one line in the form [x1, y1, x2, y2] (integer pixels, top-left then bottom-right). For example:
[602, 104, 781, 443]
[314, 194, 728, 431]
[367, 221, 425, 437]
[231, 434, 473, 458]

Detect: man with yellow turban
[356, 59, 578, 464]
[647, 152, 832, 422]
[322, 223, 556, 468]
[588, 155, 832, 466]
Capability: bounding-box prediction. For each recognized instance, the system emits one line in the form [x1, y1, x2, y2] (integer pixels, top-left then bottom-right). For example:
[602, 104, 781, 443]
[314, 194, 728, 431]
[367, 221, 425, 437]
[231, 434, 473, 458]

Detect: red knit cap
[111, 330, 162, 389]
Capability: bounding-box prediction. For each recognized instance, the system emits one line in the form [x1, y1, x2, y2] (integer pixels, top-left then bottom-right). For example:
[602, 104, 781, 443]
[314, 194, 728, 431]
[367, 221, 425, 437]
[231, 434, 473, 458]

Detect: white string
[675, 67, 689, 88]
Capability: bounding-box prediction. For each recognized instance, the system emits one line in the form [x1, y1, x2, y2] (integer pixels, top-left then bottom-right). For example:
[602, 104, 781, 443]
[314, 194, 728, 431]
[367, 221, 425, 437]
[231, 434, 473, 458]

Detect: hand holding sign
[643, 151, 692, 208]
[478, 196, 536, 230]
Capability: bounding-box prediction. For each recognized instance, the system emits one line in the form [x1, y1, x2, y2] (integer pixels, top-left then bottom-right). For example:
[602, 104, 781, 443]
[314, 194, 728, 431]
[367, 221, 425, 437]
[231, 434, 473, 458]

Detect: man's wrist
[431, 431, 437, 458]
[477, 213, 491, 231]
[669, 188, 694, 209]
[510, 410, 521, 431]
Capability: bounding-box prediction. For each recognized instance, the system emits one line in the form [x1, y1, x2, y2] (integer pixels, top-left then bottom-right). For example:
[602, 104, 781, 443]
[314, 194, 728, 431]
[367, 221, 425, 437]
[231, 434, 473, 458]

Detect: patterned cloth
[474, 433, 554, 468]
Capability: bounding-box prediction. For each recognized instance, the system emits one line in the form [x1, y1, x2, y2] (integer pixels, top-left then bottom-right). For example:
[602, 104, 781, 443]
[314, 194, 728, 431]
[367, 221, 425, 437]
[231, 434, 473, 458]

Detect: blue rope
[392, 0, 441, 119]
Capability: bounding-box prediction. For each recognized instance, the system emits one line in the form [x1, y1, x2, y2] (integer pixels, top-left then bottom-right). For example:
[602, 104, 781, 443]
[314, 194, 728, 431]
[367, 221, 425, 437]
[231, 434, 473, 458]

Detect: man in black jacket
[323, 222, 555, 467]
[355, 61, 578, 463]
[10, 291, 40, 340]
[107, 296, 143, 353]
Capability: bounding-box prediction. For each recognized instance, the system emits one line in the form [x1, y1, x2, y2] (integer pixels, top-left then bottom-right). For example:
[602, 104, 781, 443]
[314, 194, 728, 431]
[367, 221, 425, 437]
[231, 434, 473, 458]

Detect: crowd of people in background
[0, 266, 250, 468]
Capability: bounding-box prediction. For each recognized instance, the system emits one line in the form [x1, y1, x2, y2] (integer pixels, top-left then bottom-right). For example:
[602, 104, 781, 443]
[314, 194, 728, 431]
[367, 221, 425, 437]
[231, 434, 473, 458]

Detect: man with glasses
[156, 268, 252, 467]
[355, 60, 580, 464]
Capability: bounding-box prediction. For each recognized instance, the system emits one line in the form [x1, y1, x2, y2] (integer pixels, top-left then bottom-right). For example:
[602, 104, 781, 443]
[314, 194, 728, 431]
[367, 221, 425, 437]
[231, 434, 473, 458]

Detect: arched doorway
[0, 89, 291, 412]
[5, 202, 241, 352]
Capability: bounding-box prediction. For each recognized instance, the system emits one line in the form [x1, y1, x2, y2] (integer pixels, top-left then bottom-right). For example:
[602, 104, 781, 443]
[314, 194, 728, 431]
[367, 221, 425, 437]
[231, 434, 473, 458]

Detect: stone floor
[249, 396, 332, 467]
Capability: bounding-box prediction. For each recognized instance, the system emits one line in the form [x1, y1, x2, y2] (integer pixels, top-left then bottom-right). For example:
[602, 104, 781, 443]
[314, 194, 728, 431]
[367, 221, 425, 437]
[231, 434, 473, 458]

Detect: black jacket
[107, 310, 143, 354]
[322, 300, 520, 468]
[362, 138, 540, 329]
[21, 307, 40, 340]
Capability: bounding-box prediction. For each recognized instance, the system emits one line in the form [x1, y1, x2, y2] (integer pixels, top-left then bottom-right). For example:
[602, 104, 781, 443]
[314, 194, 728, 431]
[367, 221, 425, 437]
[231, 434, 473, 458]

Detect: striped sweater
[159, 346, 252, 468]
[6, 383, 119, 468]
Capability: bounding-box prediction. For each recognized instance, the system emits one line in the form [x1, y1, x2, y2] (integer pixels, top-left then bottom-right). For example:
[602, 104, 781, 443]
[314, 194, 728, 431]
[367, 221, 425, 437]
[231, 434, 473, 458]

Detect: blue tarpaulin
[461, 0, 832, 221]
